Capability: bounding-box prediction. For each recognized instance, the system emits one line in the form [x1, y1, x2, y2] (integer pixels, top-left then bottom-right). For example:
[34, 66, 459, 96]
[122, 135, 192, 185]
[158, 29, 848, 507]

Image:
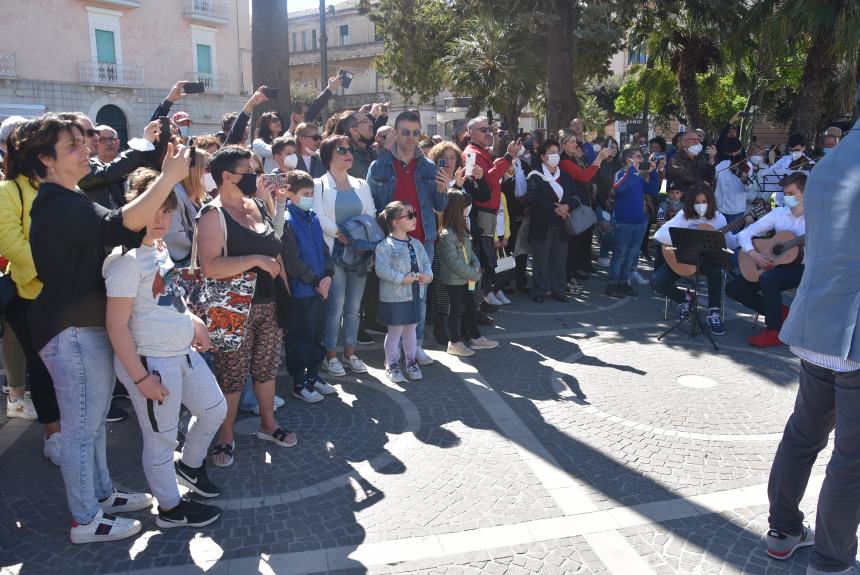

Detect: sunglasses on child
[396, 210, 417, 220]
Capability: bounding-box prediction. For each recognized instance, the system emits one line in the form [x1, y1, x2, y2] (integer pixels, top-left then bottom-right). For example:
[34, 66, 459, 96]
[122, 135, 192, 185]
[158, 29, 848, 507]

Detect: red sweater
[463, 143, 511, 211]
[559, 159, 599, 183]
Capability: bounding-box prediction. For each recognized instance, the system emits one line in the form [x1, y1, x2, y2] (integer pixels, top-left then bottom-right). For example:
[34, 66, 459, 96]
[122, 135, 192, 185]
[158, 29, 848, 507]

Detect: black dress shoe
[365, 321, 388, 334]
[572, 271, 589, 281]
[532, 295, 545, 303]
[517, 285, 532, 294]
[356, 329, 374, 345]
[477, 313, 494, 326]
[552, 294, 570, 303]
[481, 301, 500, 313]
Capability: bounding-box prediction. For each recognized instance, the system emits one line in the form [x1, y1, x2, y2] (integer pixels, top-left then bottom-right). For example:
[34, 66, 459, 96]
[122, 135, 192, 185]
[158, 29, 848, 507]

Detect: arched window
[95, 104, 128, 148]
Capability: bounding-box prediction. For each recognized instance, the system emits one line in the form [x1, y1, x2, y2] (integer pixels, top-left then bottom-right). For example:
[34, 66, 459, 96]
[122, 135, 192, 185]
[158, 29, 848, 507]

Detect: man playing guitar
[726, 172, 807, 347]
[651, 183, 741, 336]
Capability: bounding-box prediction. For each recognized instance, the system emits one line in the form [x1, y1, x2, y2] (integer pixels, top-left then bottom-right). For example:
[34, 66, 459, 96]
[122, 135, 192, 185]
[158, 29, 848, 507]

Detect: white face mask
[694, 203, 708, 217]
[516, 146, 525, 157]
[790, 150, 803, 161]
[283, 153, 298, 169]
[203, 173, 217, 193]
[545, 153, 560, 167]
[687, 143, 703, 156]
[591, 144, 602, 153]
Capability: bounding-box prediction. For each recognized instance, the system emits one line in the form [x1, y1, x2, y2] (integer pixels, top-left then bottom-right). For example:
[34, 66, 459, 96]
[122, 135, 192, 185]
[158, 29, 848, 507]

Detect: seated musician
[651, 183, 739, 336]
[726, 172, 806, 348]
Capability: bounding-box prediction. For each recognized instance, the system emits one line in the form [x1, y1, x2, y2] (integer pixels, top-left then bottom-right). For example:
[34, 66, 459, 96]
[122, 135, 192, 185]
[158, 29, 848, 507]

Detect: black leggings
[445, 284, 480, 343]
[5, 295, 60, 424]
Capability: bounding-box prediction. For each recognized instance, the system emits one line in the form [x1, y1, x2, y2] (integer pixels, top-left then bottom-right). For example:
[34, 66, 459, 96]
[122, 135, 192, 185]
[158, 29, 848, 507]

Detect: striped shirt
[791, 346, 860, 373]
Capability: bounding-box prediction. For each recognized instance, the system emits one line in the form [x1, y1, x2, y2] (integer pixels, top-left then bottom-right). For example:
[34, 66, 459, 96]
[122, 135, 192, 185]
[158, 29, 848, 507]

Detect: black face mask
[235, 172, 258, 196]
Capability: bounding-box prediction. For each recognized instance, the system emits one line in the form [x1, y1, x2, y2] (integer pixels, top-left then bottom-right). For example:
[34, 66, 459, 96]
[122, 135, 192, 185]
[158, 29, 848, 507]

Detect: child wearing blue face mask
[280, 170, 337, 403]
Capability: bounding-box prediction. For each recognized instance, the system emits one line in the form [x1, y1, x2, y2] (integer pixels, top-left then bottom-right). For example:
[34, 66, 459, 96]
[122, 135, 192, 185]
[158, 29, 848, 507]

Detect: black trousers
[284, 296, 326, 388]
[5, 295, 60, 424]
[360, 272, 380, 329]
[445, 284, 480, 343]
[566, 225, 594, 279]
[726, 264, 804, 331]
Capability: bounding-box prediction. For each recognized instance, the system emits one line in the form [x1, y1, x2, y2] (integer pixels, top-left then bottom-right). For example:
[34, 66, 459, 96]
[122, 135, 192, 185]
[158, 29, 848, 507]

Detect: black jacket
[527, 169, 576, 242]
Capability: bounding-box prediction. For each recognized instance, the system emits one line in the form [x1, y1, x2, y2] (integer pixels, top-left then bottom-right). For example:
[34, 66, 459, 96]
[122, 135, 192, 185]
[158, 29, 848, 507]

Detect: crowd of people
[0, 78, 843, 547]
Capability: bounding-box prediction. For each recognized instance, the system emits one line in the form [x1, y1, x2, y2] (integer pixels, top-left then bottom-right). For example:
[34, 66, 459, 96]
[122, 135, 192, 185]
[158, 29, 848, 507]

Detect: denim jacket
[367, 144, 448, 243]
[374, 235, 432, 303]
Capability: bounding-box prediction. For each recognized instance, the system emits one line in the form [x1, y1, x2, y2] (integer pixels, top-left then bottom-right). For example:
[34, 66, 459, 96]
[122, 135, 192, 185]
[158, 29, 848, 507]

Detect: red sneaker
[749, 329, 783, 348]
[782, 304, 790, 322]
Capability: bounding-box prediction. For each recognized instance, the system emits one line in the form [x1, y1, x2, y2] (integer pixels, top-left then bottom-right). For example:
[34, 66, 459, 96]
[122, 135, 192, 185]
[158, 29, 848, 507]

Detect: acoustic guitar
[661, 203, 769, 277]
[738, 232, 805, 282]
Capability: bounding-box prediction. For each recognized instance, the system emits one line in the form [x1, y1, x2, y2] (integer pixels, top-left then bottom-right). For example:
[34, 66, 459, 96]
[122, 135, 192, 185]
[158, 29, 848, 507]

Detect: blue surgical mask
[297, 196, 314, 211]
[783, 195, 800, 209]
[821, 147, 831, 155]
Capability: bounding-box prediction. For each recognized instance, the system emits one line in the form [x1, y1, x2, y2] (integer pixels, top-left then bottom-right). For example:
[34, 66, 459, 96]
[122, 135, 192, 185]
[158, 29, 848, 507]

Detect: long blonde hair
[181, 148, 209, 204]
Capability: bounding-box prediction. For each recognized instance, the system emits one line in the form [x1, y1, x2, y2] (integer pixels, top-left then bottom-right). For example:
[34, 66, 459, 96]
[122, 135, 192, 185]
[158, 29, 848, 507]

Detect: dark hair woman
[253, 111, 285, 173]
[25, 113, 190, 543]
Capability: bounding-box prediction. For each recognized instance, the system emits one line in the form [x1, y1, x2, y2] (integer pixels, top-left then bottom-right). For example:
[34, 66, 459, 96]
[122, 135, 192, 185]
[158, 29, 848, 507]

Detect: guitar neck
[781, 234, 806, 250]
[719, 217, 747, 234]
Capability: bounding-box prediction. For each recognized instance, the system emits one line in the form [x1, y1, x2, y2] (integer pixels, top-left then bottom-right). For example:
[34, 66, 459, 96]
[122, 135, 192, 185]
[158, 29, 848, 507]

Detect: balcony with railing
[0, 53, 17, 79]
[183, 0, 230, 24]
[289, 41, 384, 66]
[187, 72, 231, 94]
[79, 0, 141, 8]
[79, 62, 144, 88]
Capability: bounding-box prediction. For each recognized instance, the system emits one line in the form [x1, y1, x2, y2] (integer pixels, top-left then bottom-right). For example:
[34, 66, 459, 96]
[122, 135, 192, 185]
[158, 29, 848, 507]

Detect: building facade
[0, 0, 252, 143]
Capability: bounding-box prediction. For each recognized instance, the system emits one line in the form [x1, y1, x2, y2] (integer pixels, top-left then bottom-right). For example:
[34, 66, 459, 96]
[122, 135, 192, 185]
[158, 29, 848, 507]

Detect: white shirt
[737, 206, 805, 254]
[770, 154, 814, 206]
[715, 159, 752, 215]
[252, 138, 277, 173]
[654, 210, 739, 250]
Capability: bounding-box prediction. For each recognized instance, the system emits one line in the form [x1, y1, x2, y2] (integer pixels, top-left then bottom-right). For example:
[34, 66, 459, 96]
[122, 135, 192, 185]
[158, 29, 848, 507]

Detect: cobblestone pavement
[0, 262, 854, 575]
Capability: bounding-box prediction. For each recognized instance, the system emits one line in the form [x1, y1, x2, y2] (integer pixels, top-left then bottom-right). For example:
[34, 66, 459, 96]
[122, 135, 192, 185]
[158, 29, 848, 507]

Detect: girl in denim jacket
[374, 201, 432, 383]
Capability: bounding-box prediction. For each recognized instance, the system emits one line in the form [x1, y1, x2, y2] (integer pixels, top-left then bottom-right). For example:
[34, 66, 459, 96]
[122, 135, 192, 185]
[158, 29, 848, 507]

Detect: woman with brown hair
[164, 147, 209, 266]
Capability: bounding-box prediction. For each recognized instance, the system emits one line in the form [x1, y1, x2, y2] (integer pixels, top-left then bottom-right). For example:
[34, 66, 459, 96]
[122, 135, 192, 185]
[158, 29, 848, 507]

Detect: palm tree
[755, 0, 860, 142]
[441, 12, 542, 130]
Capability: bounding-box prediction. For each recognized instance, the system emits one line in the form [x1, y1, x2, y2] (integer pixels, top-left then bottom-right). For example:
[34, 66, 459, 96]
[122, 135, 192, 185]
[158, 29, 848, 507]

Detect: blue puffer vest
[285, 202, 326, 299]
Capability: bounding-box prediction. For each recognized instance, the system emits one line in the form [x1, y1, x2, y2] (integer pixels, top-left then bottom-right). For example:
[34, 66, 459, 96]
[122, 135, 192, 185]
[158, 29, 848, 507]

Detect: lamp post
[319, 0, 328, 118]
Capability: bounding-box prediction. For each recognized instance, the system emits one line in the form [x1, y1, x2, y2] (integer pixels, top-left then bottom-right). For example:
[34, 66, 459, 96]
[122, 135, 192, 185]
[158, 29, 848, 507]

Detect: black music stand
[658, 227, 733, 350]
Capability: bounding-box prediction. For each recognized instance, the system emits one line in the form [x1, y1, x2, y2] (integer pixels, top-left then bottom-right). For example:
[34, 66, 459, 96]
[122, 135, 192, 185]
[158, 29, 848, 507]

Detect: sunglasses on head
[471, 126, 492, 134]
[84, 129, 98, 138]
[334, 146, 351, 155]
[399, 129, 422, 138]
[301, 134, 322, 141]
[397, 210, 417, 220]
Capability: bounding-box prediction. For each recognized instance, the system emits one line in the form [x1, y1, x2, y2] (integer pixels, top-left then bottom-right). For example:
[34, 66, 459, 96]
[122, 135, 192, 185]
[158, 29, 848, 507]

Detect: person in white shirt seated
[650, 184, 738, 336]
[726, 172, 807, 348]
[714, 137, 753, 226]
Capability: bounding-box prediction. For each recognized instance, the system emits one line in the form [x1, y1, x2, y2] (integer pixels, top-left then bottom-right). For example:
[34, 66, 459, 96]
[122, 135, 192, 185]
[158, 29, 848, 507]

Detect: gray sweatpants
[768, 360, 860, 572]
[116, 351, 226, 510]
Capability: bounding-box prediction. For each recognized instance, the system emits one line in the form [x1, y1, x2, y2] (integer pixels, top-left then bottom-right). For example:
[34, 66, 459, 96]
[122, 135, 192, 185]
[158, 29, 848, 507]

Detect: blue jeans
[39, 327, 115, 524]
[325, 265, 368, 352]
[608, 220, 648, 282]
[416, 241, 434, 345]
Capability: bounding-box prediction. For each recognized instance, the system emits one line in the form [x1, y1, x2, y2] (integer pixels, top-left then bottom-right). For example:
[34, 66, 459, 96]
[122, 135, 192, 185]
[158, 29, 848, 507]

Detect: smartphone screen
[262, 87, 279, 99]
[438, 159, 446, 169]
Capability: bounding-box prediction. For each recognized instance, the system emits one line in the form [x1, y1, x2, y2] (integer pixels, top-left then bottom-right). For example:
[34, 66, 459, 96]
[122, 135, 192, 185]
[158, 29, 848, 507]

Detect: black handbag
[0, 181, 26, 318]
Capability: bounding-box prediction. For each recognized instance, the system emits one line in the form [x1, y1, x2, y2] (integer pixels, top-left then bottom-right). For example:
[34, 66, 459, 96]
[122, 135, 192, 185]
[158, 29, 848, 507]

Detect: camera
[649, 152, 666, 163]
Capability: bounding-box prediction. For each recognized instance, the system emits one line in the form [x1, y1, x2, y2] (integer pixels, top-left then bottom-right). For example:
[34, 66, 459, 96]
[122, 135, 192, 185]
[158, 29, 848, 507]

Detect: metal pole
[319, 0, 328, 120]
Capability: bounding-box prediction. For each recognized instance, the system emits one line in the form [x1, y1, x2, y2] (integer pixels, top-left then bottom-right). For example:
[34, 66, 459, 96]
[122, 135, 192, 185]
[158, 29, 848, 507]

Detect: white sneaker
[495, 290, 511, 305]
[70, 509, 141, 544]
[343, 355, 368, 374]
[311, 377, 337, 395]
[1, 384, 9, 394]
[405, 361, 423, 381]
[99, 489, 154, 513]
[415, 347, 434, 366]
[630, 271, 649, 285]
[44, 432, 61, 466]
[292, 384, 324, 403]
[597, 257, 611, 268]
[322, 357, 346, 376]
[484, 292, 503, 306]
[469, 336, 499, 350]
[386, 363, 406, 383]
[251, 394, 286, 415]
[447, 341, 475, 357]
[6, 395, 37, 420]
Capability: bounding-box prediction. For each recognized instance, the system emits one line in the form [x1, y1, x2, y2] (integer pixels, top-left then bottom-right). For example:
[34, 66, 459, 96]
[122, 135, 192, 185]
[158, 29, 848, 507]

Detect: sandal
[255, 427, 298, 448]
[209, 441, 235, 467]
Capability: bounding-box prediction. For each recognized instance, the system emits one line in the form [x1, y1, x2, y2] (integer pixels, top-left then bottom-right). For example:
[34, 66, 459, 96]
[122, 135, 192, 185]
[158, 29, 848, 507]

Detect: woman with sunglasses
[313, 136, 377, 377]
[295, 122, 326, 178]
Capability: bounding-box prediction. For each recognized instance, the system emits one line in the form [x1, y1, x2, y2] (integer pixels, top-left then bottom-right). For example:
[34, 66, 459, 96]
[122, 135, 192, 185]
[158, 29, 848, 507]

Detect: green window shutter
[196, 44, 212, 74]
[95, 30, 116, 64]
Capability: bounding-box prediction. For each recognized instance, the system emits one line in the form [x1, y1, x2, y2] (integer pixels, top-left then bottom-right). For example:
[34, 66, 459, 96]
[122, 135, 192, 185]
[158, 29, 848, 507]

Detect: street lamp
[319, 0, 328, 117]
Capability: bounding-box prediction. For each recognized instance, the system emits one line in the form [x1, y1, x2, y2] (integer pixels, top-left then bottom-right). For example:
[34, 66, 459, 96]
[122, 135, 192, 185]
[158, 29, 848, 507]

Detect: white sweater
[654, 210, 739, 250]
[737, 206, 805, 254]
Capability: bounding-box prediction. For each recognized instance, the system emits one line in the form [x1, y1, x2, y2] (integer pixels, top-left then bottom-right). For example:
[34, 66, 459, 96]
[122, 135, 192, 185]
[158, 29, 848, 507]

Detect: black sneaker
[707, 308, 725, 336]
[678, 302, 692, 323]
[365, 321, 388, 334]
[477, 312, 494, 326]
[356, 329, 374, 345]
[605, 283, 625, 299]
[621, 282, 638, 297]
[155, 497, 221, 529]
[106, 402, 127, 422]
[175, 460, 221, 498]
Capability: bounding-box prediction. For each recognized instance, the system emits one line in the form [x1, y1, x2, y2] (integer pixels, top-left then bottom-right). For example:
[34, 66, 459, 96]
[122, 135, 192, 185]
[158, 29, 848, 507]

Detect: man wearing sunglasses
[295, 122, 326, 178]
[367, 110, 449, 365]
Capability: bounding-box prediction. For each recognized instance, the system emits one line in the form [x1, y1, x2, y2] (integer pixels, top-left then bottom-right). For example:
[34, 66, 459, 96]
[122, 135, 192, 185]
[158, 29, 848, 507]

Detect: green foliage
[614, 65, 681, 128]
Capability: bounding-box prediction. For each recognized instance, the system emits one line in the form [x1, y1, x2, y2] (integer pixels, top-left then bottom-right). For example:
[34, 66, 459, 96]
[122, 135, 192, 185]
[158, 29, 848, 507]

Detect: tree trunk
[545, 0, 575, 134]
[252, 0, 291, 123]
[640, 58, 654, 136]
[676, 50, 703, 129]
[789, 36, 836, 144]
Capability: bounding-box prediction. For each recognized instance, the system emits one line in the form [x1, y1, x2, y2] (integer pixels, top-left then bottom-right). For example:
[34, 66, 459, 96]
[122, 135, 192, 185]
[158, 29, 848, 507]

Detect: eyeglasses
[300, 134, 322, 141]
[471, 126, 492, 134]
[84, 129, 98, 138]
[101, 137, 118, 144]
[397, 210, 417, 220]
[399, 129, 422, 138]
[334, 146, 351, 155]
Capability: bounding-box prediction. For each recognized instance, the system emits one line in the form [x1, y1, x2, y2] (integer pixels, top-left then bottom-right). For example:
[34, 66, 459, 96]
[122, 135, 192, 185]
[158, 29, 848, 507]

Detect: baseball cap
[173, 111, 193, 124]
